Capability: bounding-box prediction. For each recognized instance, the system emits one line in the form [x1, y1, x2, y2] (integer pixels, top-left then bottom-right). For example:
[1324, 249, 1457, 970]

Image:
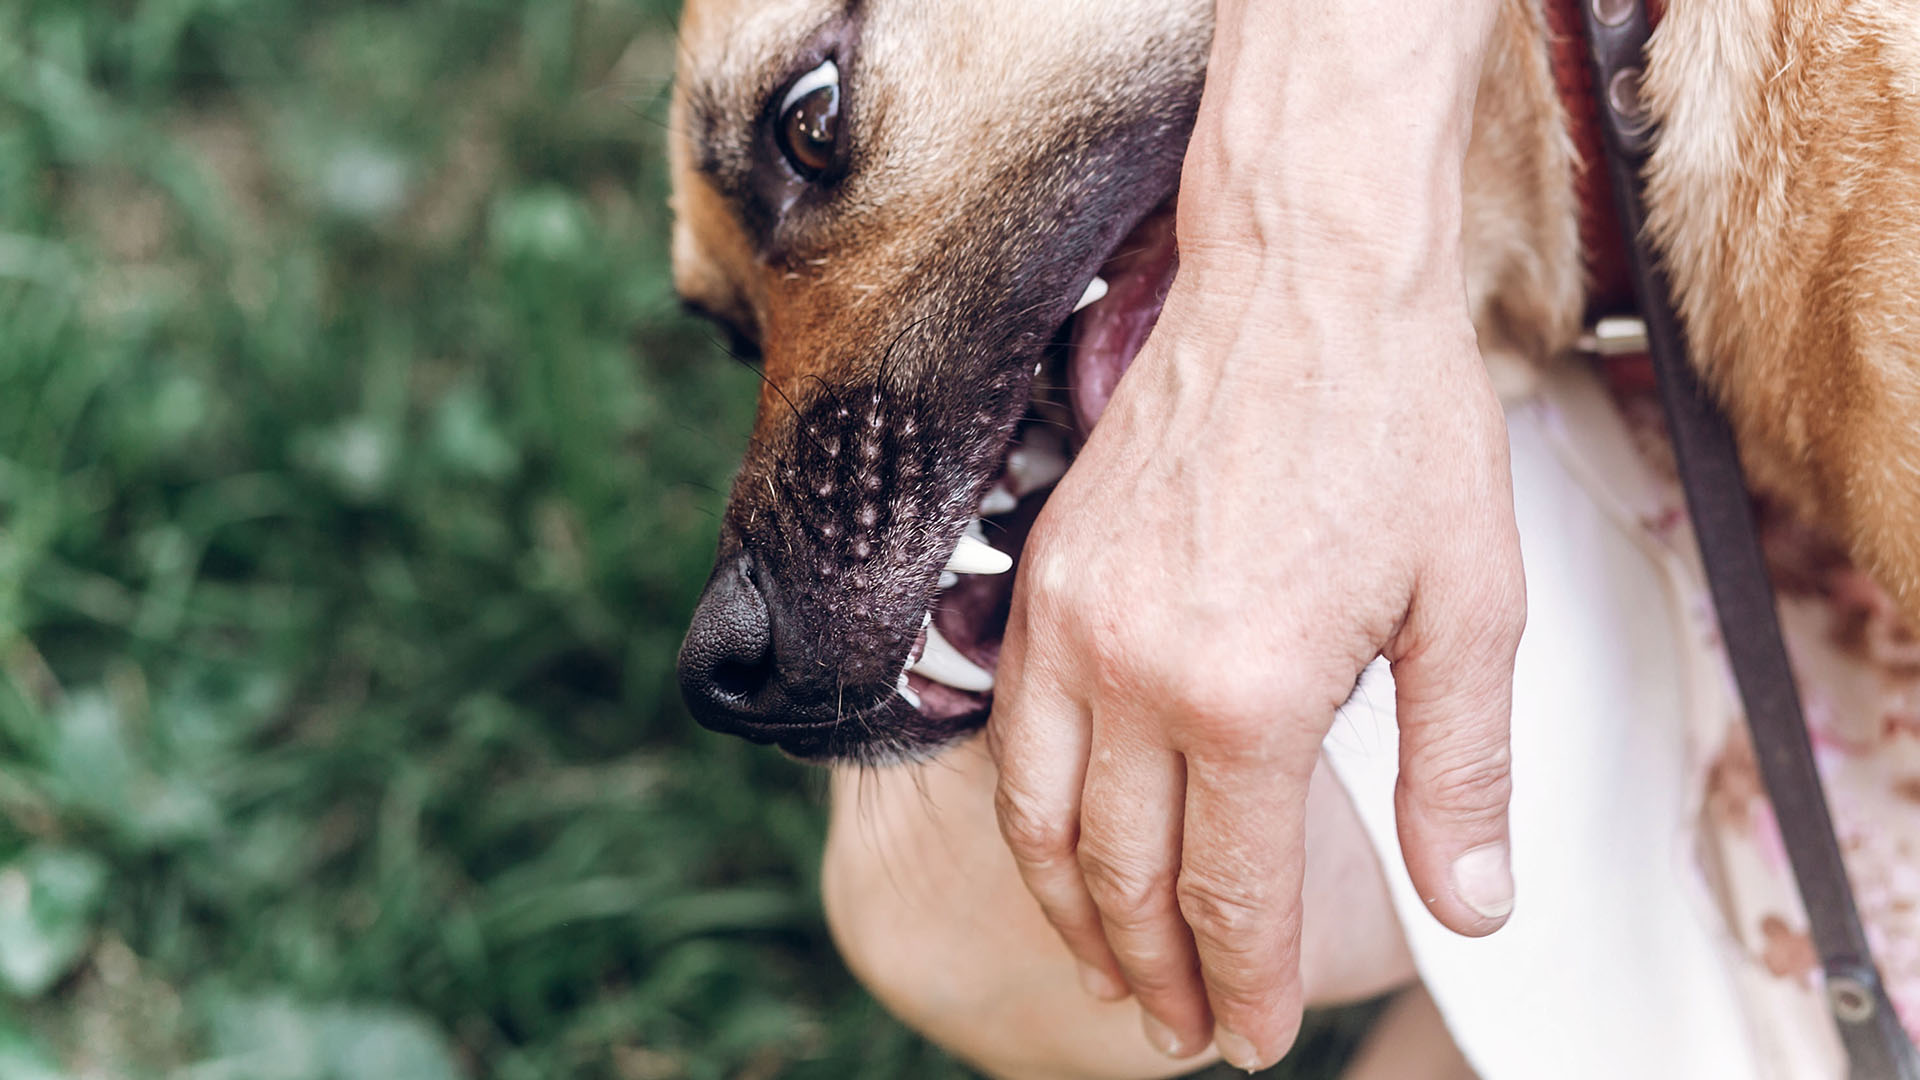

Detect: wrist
[1176, 0, 1500, 294]
[1160, 235, 1477, 357]
[1135, 267, 1486, 404]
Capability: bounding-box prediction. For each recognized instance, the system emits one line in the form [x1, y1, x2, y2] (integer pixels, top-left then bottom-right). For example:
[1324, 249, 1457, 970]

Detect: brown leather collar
[1547, 0, 1664, 319]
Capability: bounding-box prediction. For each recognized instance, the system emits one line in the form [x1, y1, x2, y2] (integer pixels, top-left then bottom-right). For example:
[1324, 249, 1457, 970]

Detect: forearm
[821, 743, 1414, 1079]
[1180, 0, 1504, 319]
[822, 744, 1196, 1080]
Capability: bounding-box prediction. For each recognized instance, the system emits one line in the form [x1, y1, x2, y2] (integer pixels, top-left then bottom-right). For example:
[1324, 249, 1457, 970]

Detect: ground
[0, 2, 1367, 1076]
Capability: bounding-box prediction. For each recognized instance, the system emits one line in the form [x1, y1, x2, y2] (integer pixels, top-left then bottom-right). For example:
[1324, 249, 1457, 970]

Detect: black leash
[1579, 4, 1920, 1077]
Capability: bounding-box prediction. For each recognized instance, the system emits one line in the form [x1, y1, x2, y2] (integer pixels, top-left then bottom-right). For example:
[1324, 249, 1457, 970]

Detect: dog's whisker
[721, 345, 837, 461]
[803, 372, 852, 414]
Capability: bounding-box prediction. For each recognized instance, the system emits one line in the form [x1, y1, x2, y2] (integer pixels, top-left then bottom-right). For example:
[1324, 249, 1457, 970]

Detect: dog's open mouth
[898, 200, 1180, 724]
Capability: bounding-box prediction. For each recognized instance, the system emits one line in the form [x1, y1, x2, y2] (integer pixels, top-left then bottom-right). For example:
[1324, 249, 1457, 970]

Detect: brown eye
[776, 59, 840, 180]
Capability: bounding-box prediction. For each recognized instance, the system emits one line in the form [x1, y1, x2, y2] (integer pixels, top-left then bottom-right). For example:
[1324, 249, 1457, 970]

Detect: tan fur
[671, 0, 1920, 618]
[670, 0, 1212, 407]
[1462, 0, 1586, 397]
[1642, 0, 1920, 616]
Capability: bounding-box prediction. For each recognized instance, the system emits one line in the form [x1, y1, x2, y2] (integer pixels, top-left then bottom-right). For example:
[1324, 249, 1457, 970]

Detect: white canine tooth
[1074, 276, 1109, 313]
[946, 533, 1012, 575]
[978, 484, 1019, 516]
[938, 571, 959, 589]
[910, 624, 995, 692]
[896, 670, 922, 710]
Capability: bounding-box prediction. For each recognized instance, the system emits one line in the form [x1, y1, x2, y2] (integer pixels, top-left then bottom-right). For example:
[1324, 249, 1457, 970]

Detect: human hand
[988, 251, 1525, 1070]
[988, 4, 1516, 1066]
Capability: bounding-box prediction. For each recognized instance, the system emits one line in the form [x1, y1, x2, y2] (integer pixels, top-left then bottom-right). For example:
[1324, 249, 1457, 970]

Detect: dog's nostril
[711, 649, 773, 700]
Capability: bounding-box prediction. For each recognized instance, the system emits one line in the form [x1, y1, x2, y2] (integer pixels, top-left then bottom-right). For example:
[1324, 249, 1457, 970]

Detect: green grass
[0, 2, 1371, 1076]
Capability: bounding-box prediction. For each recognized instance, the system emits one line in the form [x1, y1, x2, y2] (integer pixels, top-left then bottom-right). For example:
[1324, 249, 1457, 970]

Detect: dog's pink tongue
[1069, 206, 1180, 435]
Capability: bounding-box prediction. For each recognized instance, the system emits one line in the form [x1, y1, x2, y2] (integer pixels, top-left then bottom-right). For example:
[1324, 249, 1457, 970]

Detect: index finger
[988, 623, 1130, 1002]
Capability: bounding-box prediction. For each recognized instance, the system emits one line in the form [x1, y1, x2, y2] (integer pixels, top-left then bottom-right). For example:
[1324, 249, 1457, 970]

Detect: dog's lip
[1068, 200, 1179, 434]
[898, 196, 1180, 723]
[716, 701, 906, 759]
[696, 709, 847, 743]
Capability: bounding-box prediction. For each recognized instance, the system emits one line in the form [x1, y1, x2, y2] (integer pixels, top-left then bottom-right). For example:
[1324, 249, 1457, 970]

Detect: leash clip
[1575, 315, 1649, 357]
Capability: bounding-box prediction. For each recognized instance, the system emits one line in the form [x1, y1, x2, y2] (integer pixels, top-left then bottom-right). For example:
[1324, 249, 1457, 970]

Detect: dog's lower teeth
[895, 671, 922, 709]
[947, 533, 1012, 575]
[911, 624, 995, 692]
[1074, 276, 1109, 313]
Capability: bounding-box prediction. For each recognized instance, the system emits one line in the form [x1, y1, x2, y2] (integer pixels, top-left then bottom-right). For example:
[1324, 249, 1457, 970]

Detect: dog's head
[671, 0, 1210, 760]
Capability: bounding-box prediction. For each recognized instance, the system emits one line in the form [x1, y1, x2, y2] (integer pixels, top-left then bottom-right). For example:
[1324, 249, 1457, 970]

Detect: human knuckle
[1170, 672, 1266, 725]
[1178, 673, 1336, 754]
[1156, 668, 1272, 739]
[994, 784, 1073, 861]
[1208, 973, 1286, 1019]
[1023, 556, 1085, 622]
[1414, 738, 1514, 818]
[1175, 868, 1272, 944]
[1120, 960, 1195, 1001]
[1078, 844, 1175, 920]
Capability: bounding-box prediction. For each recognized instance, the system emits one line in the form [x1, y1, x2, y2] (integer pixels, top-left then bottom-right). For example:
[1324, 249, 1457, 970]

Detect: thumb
[1387, 559, 1526, 937]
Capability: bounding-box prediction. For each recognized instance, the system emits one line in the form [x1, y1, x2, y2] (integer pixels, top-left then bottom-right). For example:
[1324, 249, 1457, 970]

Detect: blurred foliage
[0, 0, 1369, 1077]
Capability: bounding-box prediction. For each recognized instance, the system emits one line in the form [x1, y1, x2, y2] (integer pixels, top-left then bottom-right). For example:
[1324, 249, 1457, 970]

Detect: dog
[668, 0, 1920, 764]
[665, 0, 1920, 1073]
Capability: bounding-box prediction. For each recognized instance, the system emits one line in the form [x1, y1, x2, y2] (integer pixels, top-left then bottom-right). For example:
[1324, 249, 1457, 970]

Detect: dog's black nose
[678, 553, 792, 735]
[680, 550, 909, 751]
[679, 553, 775, 725]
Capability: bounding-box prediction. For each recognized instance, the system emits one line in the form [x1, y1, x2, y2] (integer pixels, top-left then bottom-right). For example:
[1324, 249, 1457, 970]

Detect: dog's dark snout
[679, 548, 905, 748]
[678, 554, 780, 730]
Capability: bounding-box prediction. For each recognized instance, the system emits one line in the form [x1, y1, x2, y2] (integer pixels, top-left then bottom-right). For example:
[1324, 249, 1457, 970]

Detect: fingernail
[1214, 1027, 1264, 1071]
[1077, 962, 1125, 1001]
[1451, 842, 1515, 920]
[1140, 1012, 1195, 1058]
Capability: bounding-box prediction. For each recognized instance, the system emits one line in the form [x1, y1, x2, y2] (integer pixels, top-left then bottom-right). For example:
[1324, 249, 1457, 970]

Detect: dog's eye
[775, 59, 840, 180]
